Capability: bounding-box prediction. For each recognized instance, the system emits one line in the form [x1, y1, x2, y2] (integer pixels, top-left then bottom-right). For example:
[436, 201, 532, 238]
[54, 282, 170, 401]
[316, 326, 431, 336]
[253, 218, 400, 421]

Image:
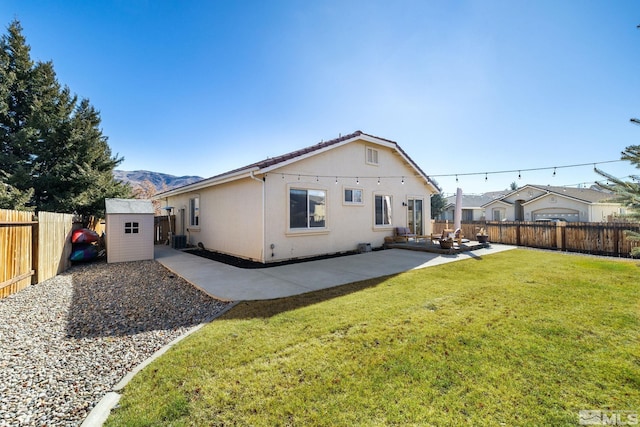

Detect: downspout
[250, 171, 266, 262]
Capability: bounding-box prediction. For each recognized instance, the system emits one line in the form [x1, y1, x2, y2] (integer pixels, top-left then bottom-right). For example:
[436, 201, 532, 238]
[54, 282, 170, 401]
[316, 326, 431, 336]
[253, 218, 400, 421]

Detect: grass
[105, 249, 640, 426]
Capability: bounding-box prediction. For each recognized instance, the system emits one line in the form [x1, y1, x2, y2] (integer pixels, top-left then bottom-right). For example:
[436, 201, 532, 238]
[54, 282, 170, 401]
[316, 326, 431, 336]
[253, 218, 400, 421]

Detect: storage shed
[105, 198, 155, 263]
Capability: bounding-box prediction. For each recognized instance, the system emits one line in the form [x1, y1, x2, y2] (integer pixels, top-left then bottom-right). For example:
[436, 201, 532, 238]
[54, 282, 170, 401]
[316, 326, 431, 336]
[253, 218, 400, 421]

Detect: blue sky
[2, 0, 639, 195]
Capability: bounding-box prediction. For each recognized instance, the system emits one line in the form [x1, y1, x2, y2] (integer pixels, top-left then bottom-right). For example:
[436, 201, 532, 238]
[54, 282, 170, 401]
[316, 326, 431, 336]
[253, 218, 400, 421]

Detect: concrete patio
[154, 244, 516, 301]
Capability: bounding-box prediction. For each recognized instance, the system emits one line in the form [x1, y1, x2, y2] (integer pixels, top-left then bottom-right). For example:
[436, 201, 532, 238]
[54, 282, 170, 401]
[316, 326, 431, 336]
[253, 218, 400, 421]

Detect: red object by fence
[71, 228, 99, 244]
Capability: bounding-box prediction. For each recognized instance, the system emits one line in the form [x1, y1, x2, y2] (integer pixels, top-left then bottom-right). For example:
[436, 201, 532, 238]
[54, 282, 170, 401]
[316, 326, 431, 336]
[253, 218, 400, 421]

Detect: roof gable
[157, 131, 439, 197]
[487, 184, 615, 207]
[445, 193, 508, 209]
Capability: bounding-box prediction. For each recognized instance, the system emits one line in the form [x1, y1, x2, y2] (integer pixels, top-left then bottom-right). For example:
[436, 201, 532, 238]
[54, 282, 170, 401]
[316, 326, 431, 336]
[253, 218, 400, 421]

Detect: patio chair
[394, 227, 417, 242]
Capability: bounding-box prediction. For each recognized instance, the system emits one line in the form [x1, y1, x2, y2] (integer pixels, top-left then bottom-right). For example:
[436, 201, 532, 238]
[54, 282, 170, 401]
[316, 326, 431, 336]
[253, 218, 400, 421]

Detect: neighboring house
[440, 191, 506, 221]
[155, 131, 440, 263]
[481, 184, 622, 222]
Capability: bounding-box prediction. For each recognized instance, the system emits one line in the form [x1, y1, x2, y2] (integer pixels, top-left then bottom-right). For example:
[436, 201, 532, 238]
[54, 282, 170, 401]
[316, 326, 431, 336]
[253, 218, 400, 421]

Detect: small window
[366, 147, 379, 165]
[375, 195, 392, 226]
[344, 188, 363, 204]
[189, 196, 199, 227]
[124, 221, 139, 234]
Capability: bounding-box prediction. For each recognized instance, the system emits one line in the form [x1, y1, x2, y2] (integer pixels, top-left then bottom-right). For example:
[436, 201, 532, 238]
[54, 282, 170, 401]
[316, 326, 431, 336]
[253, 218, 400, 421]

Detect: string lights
[270, 159, 624, 186]
[429, 159, 622, 179]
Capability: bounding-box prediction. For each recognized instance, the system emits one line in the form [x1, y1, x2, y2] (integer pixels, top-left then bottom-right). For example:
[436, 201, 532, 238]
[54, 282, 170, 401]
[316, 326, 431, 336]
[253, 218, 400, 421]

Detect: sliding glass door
[407, 198, 424, 236]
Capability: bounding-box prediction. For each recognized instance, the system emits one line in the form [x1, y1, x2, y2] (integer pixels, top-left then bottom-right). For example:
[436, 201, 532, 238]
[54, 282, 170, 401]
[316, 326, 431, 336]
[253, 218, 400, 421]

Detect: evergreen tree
[596, 144, 640, 257]
[0, 20, 130, 216]
[430, 193, 446, 219]
[0, 174, 33, 209]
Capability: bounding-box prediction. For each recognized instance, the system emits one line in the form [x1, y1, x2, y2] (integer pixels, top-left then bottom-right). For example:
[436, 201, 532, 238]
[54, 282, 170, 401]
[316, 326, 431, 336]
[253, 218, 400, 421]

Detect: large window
[375, 195, 392, 226]
[189, 196, 199, 227]
[290, 189, 326, 229]
[344, 188, 363, 204]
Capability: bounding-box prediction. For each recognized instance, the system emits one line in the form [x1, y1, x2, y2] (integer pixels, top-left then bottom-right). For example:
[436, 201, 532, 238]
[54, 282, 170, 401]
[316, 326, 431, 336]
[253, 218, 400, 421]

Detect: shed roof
[105, 198, 155, 215]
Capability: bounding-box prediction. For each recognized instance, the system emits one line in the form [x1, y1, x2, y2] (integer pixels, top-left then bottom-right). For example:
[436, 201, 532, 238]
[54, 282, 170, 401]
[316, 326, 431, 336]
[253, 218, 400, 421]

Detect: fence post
[31, 215, 39, 284]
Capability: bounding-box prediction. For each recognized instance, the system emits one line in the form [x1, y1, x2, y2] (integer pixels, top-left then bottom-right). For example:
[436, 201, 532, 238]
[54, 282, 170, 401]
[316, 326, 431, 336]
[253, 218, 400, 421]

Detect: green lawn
[106, 250, 640, 426]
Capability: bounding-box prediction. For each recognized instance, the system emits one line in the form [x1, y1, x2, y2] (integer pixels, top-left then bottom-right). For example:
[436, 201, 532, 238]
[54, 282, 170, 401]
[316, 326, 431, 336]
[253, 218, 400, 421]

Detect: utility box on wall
[105, 198, 155, 263]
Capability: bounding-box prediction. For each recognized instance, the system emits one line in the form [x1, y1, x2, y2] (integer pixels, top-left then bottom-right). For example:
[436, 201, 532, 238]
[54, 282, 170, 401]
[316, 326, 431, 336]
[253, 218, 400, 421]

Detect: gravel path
[0, 259, 231, 426]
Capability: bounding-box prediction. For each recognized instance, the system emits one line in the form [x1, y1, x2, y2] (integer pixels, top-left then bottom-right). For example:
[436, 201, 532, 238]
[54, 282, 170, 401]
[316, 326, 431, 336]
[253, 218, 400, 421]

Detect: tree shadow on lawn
[65, 259, 230, 339]
[220, 274, 395, 320]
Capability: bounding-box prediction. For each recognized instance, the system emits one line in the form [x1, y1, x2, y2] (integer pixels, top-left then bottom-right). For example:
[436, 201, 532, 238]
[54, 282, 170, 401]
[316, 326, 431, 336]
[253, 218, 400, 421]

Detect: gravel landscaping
[0, 259, 231, 427]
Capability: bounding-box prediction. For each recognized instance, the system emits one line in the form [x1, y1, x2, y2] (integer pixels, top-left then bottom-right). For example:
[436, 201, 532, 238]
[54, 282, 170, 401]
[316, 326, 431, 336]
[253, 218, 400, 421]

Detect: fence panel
[518, 222, 557, 248]
[0, 209, 35, 298]
[432, 219, 639, 257]
[619, 224, 640, 256]
[564, 222, 640, 257]
[488, 221, 518, 245]
[37, 211, 75, 283]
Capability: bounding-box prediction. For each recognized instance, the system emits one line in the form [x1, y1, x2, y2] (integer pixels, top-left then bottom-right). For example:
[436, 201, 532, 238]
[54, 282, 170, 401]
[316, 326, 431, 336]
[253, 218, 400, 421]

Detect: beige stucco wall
[484, 202, 513, 221]
[162, 138, 435, 263]
[262, 140, 434, 262]
[163, 178, 264, 261]
[589, 203, 625, 222]
[471, 208, 485, 221]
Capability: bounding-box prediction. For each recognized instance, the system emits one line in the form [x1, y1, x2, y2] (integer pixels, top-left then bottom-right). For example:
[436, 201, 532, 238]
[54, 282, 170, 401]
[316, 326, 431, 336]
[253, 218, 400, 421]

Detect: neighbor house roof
[444, 192, 508, 209]
[481, 184, 615, 207]
[509, 185, 614, 204]
[156, 130, 440, 197]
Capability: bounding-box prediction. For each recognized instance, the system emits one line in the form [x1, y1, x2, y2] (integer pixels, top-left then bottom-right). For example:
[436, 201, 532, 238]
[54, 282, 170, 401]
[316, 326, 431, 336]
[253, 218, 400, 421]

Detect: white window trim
[287, 185, 329, 234]
[374, 193, 393, 228]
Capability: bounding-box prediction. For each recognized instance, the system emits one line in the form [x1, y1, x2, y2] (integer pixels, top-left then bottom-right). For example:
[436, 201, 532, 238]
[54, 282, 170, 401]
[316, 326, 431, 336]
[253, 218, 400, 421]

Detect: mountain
[113, 170, 203, 192]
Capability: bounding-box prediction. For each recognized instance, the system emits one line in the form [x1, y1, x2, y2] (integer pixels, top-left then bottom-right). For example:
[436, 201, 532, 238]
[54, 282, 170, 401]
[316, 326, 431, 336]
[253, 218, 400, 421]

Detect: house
[105, 198, 155, 263]
[155, 131, 440, 263]
[439, 191, 507, 221]
[481, 184, 622, 222]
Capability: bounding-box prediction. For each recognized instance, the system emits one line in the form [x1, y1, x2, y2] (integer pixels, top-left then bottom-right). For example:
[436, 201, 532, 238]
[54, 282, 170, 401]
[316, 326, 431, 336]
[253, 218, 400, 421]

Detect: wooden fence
[154, 215, 175, 244]
[1, 209, 75, 299]
[432, 220, 640, 258]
